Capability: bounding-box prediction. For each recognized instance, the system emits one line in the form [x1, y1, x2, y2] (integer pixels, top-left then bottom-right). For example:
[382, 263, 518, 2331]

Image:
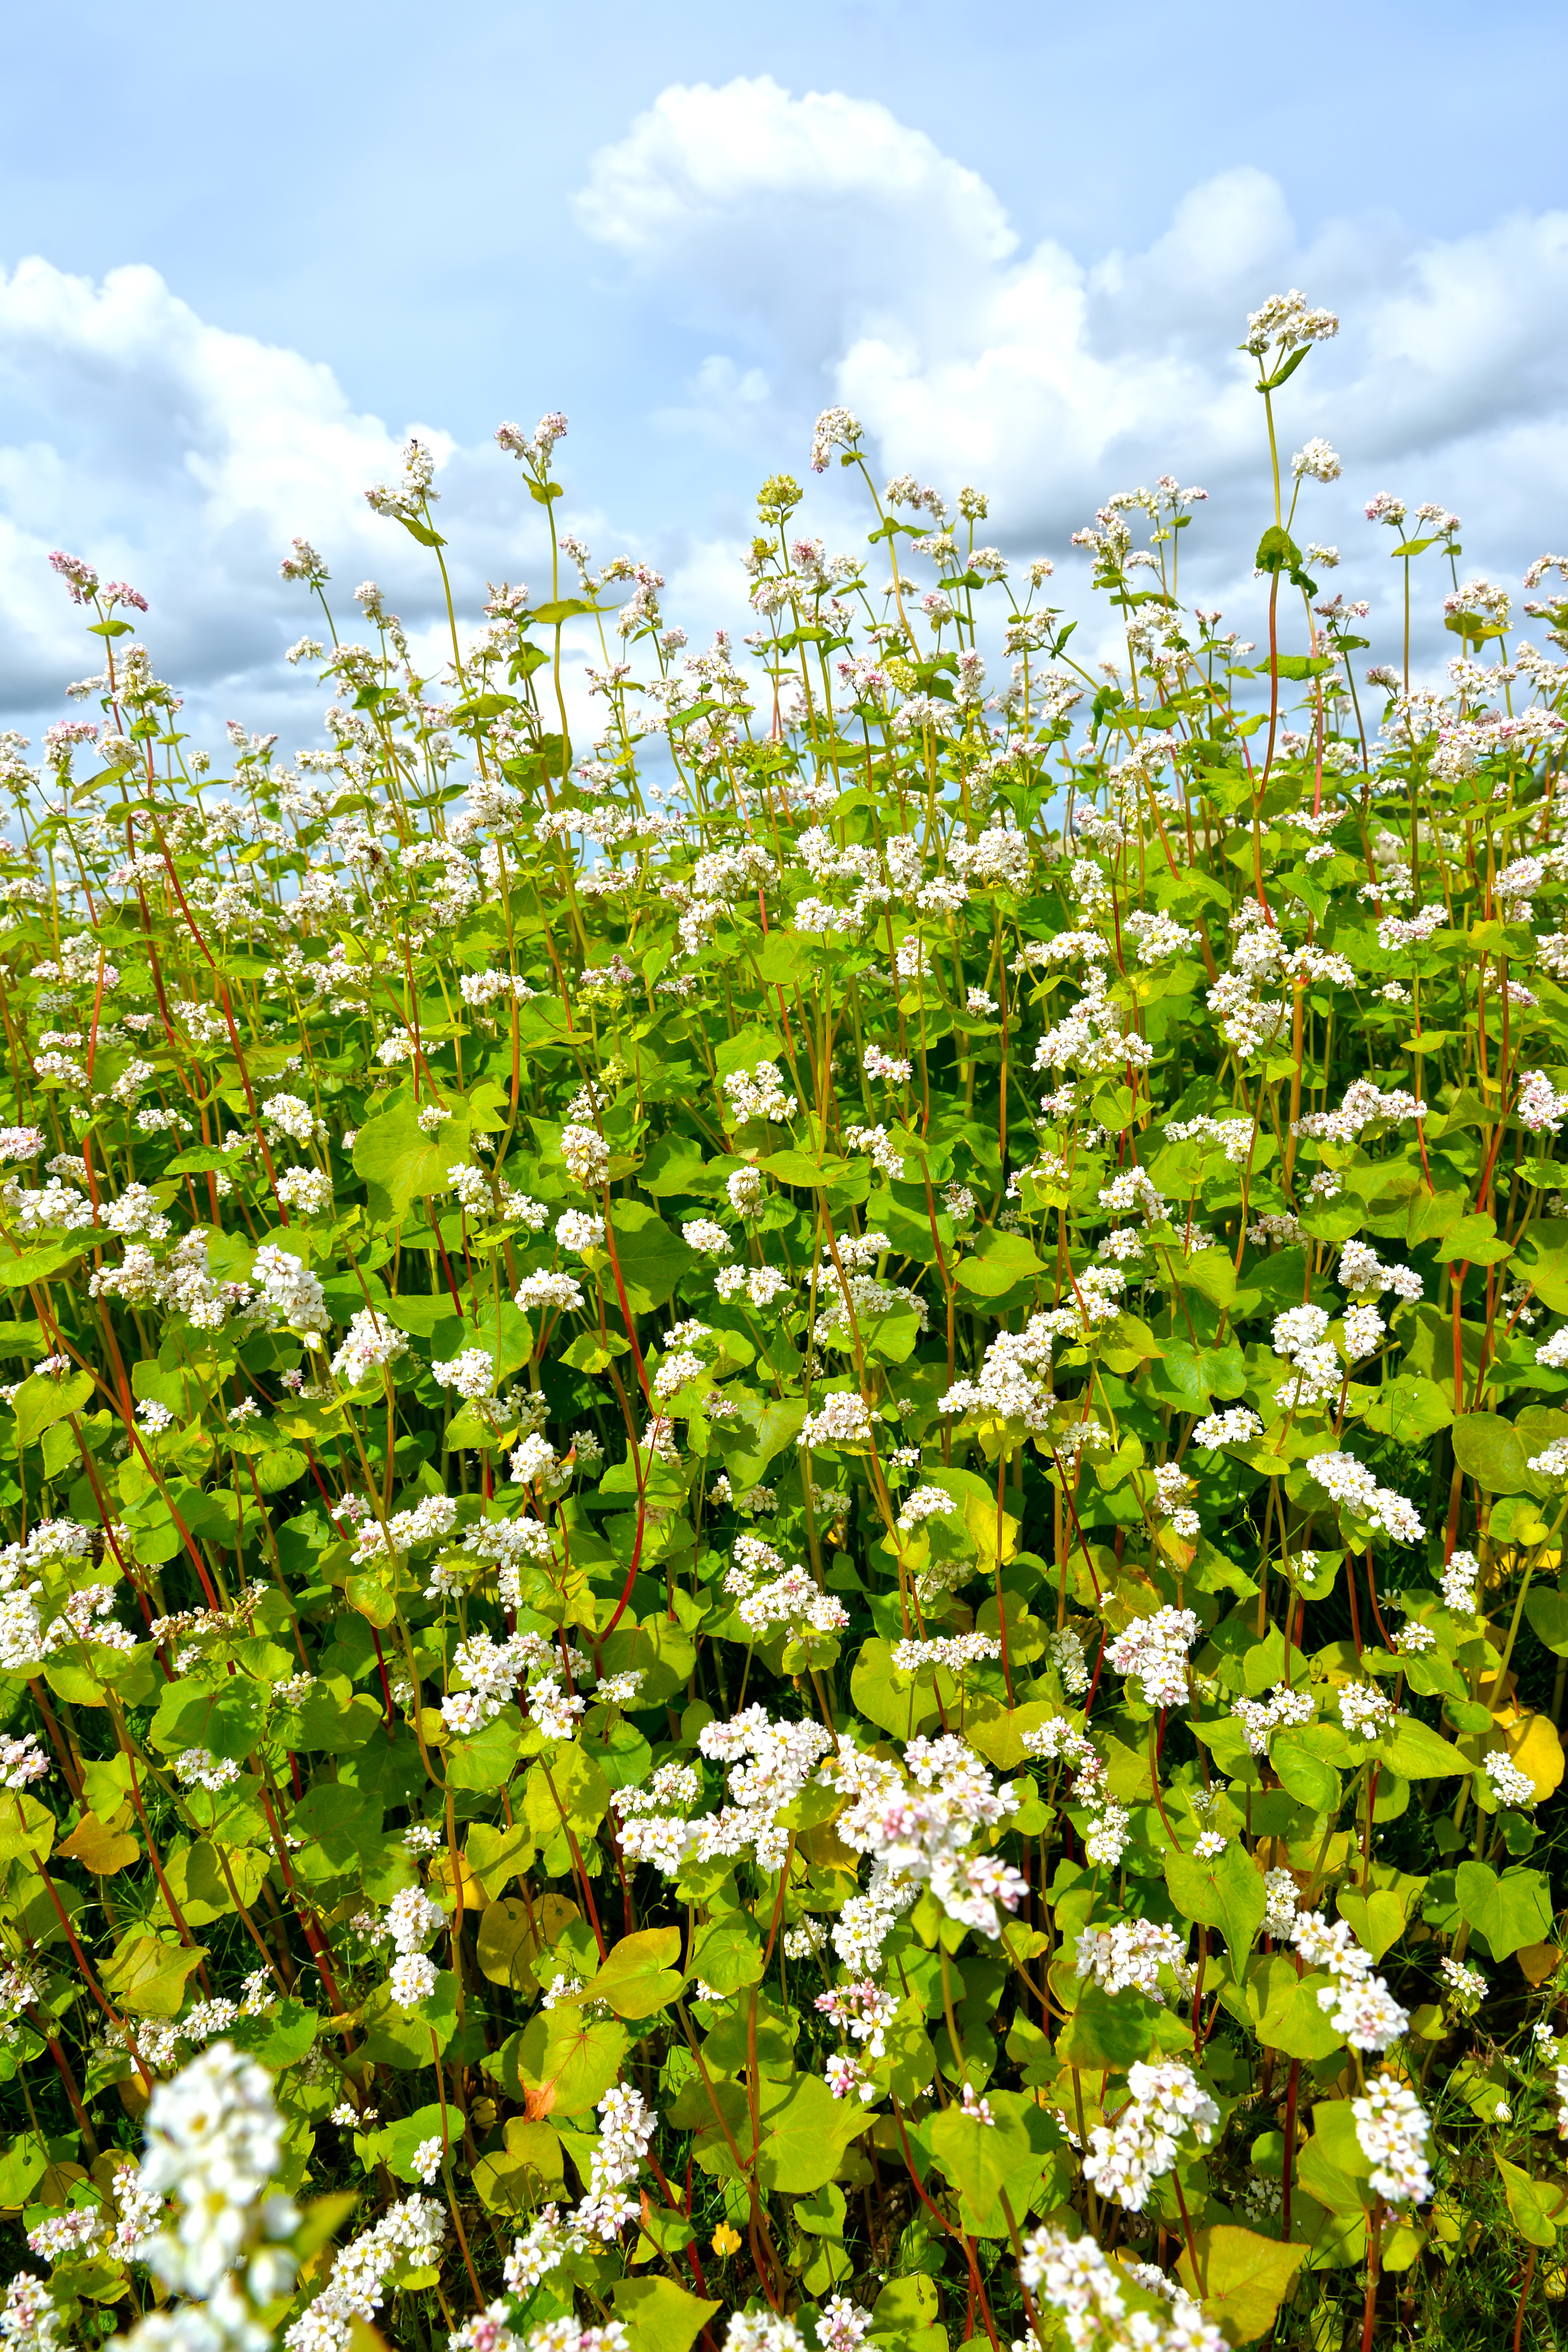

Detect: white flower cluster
[1270, 1303, 1344, 1411]
[1231, 1681, 1314, 1756]
[384, 1885, 447, 2011]
[1105, 1607, 1198, 1708]
[1484, 1750, 1538, 1808]
[1338, 1240, 1423, 1304]
[349, 1492, 457, 1567]
[831, 1732, 1025, 1940]
[890, 1632, 1000, 1678]
[440, 1630, 531, 1735]
[560, 1123, 610, 1187]
[1293, 1909, 1408, 2052]
[892, 1484, 954, 1538]
[1191, 1406, 1263, 1450]
[722, 1059, 797, 1124]
[1441, 1549, 1480, 1612]
[131, 2036, 298, 2342]
[283, 2196, 447, 2352]
[1527, 1437, 1568, 1481]
[1353, 2072, 1434, 2205]
[1022, 1718, 1124, 1863]
[1020, 2224, 1227, 2352]
[1075, 1920, 1194, 2006]
[616, 1707, 834, 1877]
[1292, 1080, 1426, 1144]
[1339, 1682, 1398, 1741]
[576, 2081, 658, 2242]
[330, 1309, 407, 1387]
[938, 1315, 1059, 1431]
[797, 1390, 875, 1450]
[1308, 1451, 1423, 1542]
[1440, 1957, 1488, 2016]
[1083, 2059, 1219, 2212]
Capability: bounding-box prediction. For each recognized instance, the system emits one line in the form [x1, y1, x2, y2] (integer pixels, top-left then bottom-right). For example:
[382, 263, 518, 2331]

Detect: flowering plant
[0, 290, 1566, 2352]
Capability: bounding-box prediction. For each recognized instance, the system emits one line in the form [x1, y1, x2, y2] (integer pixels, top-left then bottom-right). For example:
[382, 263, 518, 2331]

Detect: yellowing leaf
[55, 1809, 140, 1875]
[1494, 1707, 1566, 1799]
[1175, 2224, 1307, 2343]
[610, 2275, 720, 2352]
[101, 1934, 209, 2019]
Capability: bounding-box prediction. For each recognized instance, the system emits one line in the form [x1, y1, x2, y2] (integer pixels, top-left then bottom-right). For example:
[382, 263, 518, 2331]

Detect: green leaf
[1451, 1412, 1532, 1494]
[760, 1147, 836, 1189]
[611, 2276, 721, 2352]
[1270, 1726, 1341, 1813]
[1271, 653, 1337, 681]
[1495, 2151, 1568, 2248]
[352, 1095, 468, 1220]
[927, 2099, 1033, 2211]
[1446, 1210, 1513, 1266]
[0, 2133, 46, 2207]
[591, 1927, 684, 2019]
[687, 1917, 764, 1995]
[1175, 2225, 1307, 2343]
[1526, 1588, 1568, 1658]
[1255, 525, 1304, 576]
[850, 1637, 939, 1741]
[228, 1999, 319, 2071]
[507, 2012, 629, 2115]
[1353, 1374, 1452, 1442]
[0, 1238, 93, 1290]
[445, 1712, 524, 1792]
[954, 1227, 1045, 1300]
[101, 1934, 209, 2018]
[1057, 1981, 1155, 2071]
[1165, 1839, 1266, 1960]
[1337, 1888, 1406, 1962]
[1383, 1717, 1465, 1781]
[13, 1367, 93, 1446]
[1454, 1863, 1553, 1957]
[1244, 1956, 1343, 2060]
[1183, 1247, 1237, 1310]
[605, 1199, 698, 1313]
[755, 2072, 869, 2193]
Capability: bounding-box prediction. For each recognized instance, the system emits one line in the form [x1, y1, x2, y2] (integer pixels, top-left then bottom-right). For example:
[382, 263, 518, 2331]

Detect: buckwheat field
[0, 289, 1564, 2352]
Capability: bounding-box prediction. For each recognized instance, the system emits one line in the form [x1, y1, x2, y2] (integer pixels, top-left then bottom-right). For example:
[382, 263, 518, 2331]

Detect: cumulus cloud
[578, 77, 1568, 653]
[4, 77, 1566, 752]
[0, 258, 561, 735]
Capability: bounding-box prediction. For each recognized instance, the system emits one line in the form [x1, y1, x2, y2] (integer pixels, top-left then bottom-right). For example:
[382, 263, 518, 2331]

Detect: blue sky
[3, 0, 1568, 746]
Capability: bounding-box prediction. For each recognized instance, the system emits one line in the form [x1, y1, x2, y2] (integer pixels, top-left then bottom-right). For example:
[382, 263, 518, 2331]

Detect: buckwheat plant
[0, 293, 1565, 2352]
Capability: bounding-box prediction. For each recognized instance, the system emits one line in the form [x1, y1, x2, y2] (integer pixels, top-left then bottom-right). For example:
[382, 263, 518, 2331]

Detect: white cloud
[0, 257, 554, 730]
[578, 79, 1568, 657]
[575, 73, 1013, 359]
[4, 80, 1566, 757]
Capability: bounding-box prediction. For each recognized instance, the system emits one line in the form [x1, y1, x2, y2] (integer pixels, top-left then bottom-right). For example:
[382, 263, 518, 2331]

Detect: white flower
[561, 1124, 610, 1187]
[1339, 1682, 1398, 1742]
[798, 1390, 874, 1450]
[1083, 2060, 1219, 2212]
[388, 1954, 438, 2010]
[135, 2039, 290, 2300]
[1106, 1607, 1198, 1708]
[1484, 1750, 1538, 1808]
[1442, 1549, 1480, 1612]
[330, 1309, 407, 1387]
[1353, 2072, 1432, 2204]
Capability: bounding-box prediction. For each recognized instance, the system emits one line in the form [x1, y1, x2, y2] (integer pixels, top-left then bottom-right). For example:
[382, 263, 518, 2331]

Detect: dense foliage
[2, 291, 1568, 2352]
